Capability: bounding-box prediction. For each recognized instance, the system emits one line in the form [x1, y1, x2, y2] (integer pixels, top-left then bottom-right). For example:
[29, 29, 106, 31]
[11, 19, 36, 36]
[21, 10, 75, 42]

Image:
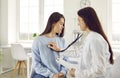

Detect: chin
[80, 28, 86, 31]
[58, 31, 62, 34]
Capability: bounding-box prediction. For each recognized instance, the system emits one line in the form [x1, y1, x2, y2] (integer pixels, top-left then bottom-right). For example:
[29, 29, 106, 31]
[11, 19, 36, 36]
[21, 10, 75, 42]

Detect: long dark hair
[40, 12, 65, 37]
[77, 7, 114, 64]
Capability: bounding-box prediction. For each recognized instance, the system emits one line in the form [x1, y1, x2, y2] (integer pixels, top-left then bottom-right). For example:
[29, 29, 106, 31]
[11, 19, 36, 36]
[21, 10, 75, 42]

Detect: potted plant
[33, 33, 38, 37]
[32, 33, 39, 40]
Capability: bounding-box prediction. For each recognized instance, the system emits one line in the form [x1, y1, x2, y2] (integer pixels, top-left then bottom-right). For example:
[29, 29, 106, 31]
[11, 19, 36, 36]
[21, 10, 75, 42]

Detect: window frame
[16, 0, 43, 43]
[16, 0, 64, 43]
[111, 0, 120, 45]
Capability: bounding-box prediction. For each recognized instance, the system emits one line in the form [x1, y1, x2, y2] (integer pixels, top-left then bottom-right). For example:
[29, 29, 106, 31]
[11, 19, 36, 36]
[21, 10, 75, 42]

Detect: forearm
[33, 63, 54, 77]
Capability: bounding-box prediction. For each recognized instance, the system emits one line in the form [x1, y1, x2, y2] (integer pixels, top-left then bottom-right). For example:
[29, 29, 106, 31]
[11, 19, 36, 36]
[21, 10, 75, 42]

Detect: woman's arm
[74, 39, 107, 78]
[32, 38, 54, 78]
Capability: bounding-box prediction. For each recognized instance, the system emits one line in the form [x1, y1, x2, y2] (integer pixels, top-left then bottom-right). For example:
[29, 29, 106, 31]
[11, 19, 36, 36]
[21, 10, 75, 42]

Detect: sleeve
[60, 66, 68, 75]
[75, 39, 107, 78]
[32, 38, 54, 78]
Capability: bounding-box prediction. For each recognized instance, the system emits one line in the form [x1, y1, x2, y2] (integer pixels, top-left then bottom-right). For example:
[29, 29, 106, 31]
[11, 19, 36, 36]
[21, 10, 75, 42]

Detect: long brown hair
[77, 7, 114, 64]
[40, 12, 65, 37]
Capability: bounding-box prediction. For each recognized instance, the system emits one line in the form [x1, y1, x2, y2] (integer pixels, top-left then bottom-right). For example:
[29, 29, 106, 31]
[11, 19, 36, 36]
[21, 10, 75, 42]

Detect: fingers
[48, 42, 60, 51]
[53, 73, 64, 78]
[71, 68, 75, 71]
[58, 73, 64, 78]
[48, 42, 56, 48]
[53, 74, 58, 78]
[58, 72, 64, 77]
[69, 68, 75, 77]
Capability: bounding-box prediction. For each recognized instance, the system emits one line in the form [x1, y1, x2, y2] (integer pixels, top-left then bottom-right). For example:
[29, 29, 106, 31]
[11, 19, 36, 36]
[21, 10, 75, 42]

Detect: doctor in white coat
[69, 7, 114, 78]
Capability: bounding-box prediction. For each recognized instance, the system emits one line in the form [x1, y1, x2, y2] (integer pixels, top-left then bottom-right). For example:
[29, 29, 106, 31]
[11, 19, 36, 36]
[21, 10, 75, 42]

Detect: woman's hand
[53, 74, 59, 78]
[52, 73, 64, 78]
[58, 72, 64, 78]
[69, 68, 75, 77]
[48, 42, 60, 51]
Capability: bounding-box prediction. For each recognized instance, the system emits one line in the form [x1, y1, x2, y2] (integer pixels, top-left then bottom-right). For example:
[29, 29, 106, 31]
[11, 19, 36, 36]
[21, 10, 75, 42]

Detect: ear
[52, 23, 56, 29]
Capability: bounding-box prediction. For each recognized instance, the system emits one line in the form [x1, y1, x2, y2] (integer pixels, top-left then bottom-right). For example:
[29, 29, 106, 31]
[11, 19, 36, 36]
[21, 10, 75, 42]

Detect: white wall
[0, 0, 8, 45]
[91, 0, 111, 35]
[64, 0, 111, 43]
[8, 0, 17, 44]
[92, 0, 112, 42]
[0, 0, 1, 45]
[0, 0, 111, 45]
[0, 0, 16, 45]
[64, 0, 80, 44]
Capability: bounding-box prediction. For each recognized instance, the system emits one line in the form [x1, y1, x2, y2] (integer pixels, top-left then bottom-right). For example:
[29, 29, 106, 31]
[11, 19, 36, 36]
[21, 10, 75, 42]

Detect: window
[112, 0, 120, 44]
[17, 0, 63, 42]
[17, 0, 39, 42]
[44, 0, 64, 25]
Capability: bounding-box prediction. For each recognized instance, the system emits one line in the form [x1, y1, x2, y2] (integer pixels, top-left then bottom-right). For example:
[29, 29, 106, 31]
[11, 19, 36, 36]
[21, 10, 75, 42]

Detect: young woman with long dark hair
[31, 12, 67, 78]
[69, 7, 114, 78]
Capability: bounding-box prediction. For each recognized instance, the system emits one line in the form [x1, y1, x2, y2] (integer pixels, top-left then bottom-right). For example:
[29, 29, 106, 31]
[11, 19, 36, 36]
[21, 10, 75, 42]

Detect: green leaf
[33, 33, 38, 37]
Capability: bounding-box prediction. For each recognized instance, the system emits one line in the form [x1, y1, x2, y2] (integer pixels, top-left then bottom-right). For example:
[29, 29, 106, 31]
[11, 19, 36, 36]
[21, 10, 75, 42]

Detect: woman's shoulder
[34, 35, 42, 40]
[85, 32, 101, 44]
[33, 35, 44, 43]
[88, 31, 108, 45]
[88, 31, 103, 40]
[32, 35, 47, 46]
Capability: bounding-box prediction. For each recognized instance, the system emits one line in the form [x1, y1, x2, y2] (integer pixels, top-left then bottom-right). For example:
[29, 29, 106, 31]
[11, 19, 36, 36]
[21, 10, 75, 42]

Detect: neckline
[43, 35, 57, 39]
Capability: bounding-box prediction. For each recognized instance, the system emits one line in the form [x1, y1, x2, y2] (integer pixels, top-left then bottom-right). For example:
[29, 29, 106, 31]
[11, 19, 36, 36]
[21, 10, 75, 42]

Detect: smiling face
[78, 16, 88, 31]
[52, 17, 64, 34]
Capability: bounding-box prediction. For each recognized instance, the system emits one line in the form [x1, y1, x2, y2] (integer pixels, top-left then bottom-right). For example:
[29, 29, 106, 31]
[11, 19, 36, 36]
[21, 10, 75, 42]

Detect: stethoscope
[56, 33, 83, 52]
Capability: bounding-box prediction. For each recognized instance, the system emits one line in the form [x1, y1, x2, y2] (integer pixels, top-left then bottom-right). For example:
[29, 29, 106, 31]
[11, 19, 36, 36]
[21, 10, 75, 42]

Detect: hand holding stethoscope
[48, 33, 83, 52]
[48, 42, 61, 52]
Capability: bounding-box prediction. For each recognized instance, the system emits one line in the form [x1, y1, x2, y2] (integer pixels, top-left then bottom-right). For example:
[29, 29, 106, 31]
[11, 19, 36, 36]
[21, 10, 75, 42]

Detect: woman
[69, 7, 114, 78]
[31, 12, 67, 78]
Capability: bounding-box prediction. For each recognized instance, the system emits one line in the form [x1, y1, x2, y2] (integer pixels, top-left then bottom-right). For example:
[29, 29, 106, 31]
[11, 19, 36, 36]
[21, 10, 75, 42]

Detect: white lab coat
[75, 31, 111, 78]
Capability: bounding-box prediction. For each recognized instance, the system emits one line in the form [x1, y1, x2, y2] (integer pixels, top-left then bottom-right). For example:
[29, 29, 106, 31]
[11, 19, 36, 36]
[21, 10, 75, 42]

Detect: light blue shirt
[31, 35, 67, 78]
